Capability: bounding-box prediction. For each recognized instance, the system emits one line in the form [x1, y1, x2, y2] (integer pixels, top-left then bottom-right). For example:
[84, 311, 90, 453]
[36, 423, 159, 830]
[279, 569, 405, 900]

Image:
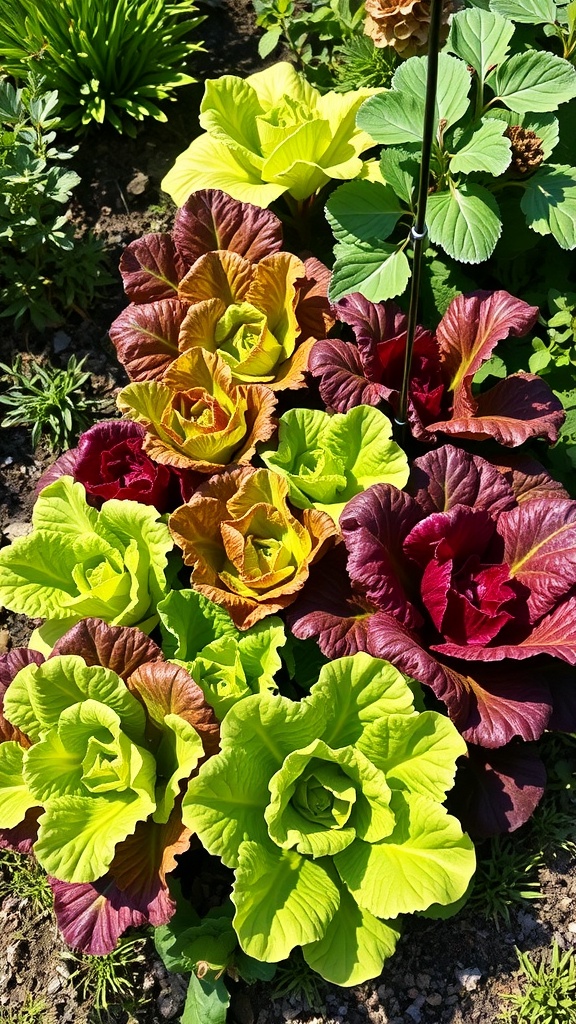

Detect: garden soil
[1, 2, 576, 1022]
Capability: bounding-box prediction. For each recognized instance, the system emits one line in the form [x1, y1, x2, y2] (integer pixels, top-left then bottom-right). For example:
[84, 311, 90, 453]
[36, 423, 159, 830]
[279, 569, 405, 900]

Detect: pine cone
[504, 125, 544, 176]
[364, 0, 460, 56]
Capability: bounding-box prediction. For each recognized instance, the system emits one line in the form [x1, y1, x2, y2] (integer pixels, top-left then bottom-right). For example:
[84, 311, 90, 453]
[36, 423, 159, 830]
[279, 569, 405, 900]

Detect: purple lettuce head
[36, 420, 198, 512]
[288, 445, 576, 834]
[309, 290, 564, 447]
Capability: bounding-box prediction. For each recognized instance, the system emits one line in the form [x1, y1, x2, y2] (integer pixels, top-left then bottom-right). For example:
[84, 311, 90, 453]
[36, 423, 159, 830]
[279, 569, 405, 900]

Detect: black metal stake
[395, 0, 444, 441]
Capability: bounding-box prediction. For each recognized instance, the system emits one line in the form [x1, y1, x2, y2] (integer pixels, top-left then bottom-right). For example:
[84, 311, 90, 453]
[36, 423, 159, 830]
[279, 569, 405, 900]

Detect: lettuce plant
[117, 349, 277, 473]
[326, 12, 576, 303]
[0, 476, 175, 652]
[182, 653, 475, 985]
[260, 405, 409, 521]
[158, 588, 286, 718]
[169, 467, 338, 629]
[109, 188, 332, 390]
[36, 420, 195, 512]
[289, 444, 576, 833]
[309, 290, 564, 446]
[0, 618, 218, 953]
[160, 62, 376, 208]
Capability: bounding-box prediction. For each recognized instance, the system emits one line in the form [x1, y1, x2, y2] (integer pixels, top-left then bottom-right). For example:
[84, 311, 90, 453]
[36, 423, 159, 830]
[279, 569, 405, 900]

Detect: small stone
[455, 967, 482, 992]
[407, 988, 419, 999]
[126, 171, 149, 196]
[559, 897, 572, 912]
[405, 1005, 422, 1023]
[567, 922, 576, 933]
[416, 973, 431, 989]
[6, 940, 26, 967]
[1, 456, 14, 466]
[3, 520, 32, 542]
[426, 993, 443, 1006]
[53, 330, 71, 353]
[377, 984, 388, 1000]
[157, 990, 185, 1019]
[46, 977, 62, 995]
[0, 628, 9, 655]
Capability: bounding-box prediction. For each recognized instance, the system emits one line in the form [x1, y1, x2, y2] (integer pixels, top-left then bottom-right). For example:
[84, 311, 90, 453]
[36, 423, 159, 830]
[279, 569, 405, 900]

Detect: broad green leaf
[181, 975, 230, 1024]
[490, 0, 556, 23]
[492, 50, 576, 113]
[326, 180, 404, 245]
[4, 656, 146, 744]
[153, 714, 204, 823]
[427, 184, 502, 263]
[357, 711, 467, 801]
[392, 53, 472, 132]
[32, 476, 99, 536]
[521, 164, 576, 249]
[302, 885, 401, 986]
[449, 8, 514, 79]
[183, 743, 272, 867]
[231, 839, 340, 961]
[157, 589, 237, 661]
[34, 787, 156, 883]
[260, 405, 409, 522]
[309, 653, 416, 749]
[379, 148, 419, 207]
[0, 742, 39, 829]
[334, 792, 476, 919]
[356, 91, 425, 146]
[329, 241, 411, 303]
[450, 118, 511, 175]
[484, 109, 559, 158]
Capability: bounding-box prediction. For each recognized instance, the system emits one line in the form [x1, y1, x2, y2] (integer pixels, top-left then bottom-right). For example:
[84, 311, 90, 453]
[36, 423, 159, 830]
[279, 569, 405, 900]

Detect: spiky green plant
[0, 0, 204, 134]
[500, 944, 576, 1024]
[0, 353, 100, 448]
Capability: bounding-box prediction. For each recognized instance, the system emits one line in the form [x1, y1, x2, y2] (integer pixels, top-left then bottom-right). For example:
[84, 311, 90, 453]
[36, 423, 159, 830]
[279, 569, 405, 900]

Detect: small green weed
[468, 836, 544, 929]
[500, 943, 576, 1024]
[271, 949, 326, 1010]
[63, 938, 146, 1018]
[0, 849, 52, 914]
[0, 994, 53, 1023]
[0, 353, 100, 449]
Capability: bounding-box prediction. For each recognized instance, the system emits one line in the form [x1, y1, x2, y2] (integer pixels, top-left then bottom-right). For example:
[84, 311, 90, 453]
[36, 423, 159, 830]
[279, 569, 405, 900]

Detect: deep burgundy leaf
[50, 875, 148, 954]
[498, 498, 576, 621]
[308, 337, 389, 412]
[428, 373, 564, 446]
[332, 293, 407, 384]
[407, 445, 517, 517]
[52, 619, 163, 681]
[109, 298, 186, 381]
[436, 290, 539, 395]
[341, 485, 424, 628]
[35, 449, 78, 497]
[448, 743, 546, 838]
[120, 233, 186, 303]
[491, 452, 570, 504]
[365, 612, 553, 747]
[173, 189, 284, 265]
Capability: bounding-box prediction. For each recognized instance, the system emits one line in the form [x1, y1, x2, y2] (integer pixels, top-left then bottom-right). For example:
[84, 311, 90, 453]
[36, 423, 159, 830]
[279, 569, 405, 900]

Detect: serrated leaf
[427, 184, 502, 263]
[449, 8, 514, 79]
[493, 50, 576, 113]
[329, 242, 411, 303]
[380, 148, 420, 206]
[393, 53, 472, 131]
[490, 0, 556, 22]
[326, 180, 404, 245]
[357, 91, 425, 146]
[450, 118, 511, 175]
[483, 109, 559, 158]
[521, 164, 576, 249]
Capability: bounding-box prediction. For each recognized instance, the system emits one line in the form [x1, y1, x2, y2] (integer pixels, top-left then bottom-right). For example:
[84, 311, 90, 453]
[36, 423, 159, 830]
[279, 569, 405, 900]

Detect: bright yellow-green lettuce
[182, 653, 475, 985]
[161, 62, 376, 208]
[0, 476, 175, 652]
[260, 405, 409, 522]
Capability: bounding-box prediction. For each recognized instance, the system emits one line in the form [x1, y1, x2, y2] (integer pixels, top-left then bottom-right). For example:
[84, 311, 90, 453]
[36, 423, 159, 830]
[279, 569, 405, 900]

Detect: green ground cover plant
[0, 354, 100, 449]
[0, 0, 204, 134]
[0, 75, 110, 327]
[500, 944, 576, 1024]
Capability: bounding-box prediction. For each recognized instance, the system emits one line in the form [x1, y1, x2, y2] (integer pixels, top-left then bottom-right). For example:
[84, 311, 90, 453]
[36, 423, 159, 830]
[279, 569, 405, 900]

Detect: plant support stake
[395, 0, 444, 437]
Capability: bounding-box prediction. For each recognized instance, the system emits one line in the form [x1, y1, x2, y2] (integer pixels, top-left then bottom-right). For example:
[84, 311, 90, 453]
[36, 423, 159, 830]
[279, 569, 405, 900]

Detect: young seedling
[500, 943, 576, 1024]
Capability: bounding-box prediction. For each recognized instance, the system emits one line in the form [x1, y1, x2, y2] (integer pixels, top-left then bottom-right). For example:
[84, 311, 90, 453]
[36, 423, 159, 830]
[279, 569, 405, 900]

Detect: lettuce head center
[73, 555, 122, 593]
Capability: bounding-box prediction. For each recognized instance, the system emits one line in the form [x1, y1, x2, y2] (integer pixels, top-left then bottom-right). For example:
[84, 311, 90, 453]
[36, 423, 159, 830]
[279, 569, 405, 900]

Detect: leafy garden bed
[1, 0, 576, 1022]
